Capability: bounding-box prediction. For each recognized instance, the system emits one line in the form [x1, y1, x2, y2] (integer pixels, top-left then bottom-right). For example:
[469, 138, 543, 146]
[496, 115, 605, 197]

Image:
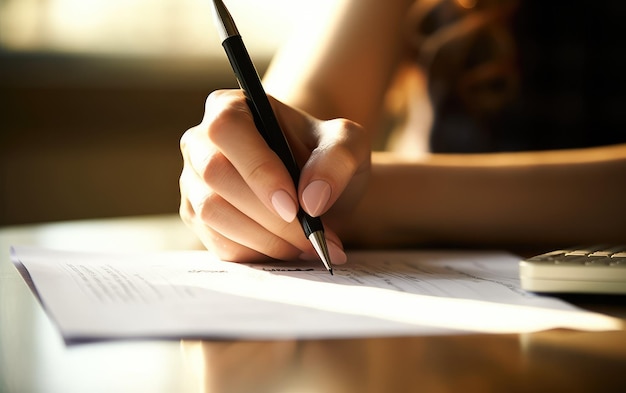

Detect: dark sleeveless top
[409, 0, 626, 153]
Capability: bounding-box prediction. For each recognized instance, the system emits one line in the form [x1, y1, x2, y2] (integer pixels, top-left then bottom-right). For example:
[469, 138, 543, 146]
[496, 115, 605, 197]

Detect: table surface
[1, 215, 625, 393]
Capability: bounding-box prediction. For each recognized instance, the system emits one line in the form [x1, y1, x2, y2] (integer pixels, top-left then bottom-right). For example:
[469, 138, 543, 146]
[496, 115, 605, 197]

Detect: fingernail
[271, 190, 297, 222]
[328, 241, 348, 265]
[302, 180, 331, 217]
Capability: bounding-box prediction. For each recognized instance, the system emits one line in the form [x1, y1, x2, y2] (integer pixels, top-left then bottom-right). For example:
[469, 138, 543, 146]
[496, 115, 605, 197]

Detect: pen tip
[308, 230, 334, 275]
[329, 268, 334, 276]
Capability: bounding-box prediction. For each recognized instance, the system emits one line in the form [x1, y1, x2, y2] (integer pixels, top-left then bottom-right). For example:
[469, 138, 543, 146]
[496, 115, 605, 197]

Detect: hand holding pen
[179, 0, 370, 269]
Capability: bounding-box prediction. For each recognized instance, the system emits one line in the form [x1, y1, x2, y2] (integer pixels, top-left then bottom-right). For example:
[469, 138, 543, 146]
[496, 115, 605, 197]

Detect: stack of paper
[11, 247, 622, 343]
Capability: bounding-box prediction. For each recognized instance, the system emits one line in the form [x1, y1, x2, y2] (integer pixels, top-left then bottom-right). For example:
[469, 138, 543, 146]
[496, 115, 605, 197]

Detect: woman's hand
[179, 90, 370, 264]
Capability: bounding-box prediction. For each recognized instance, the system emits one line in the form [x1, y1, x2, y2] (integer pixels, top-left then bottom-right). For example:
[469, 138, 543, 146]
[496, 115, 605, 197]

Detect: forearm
[337, 144, 626, 248]
[263, 0, 413, 134]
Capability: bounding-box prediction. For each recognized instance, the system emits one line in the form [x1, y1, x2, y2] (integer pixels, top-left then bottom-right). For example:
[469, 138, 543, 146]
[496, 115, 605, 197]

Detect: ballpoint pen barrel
[221, 36, 325, 238]
[211, 0, 332, 273]
[222, 36, 300, 183]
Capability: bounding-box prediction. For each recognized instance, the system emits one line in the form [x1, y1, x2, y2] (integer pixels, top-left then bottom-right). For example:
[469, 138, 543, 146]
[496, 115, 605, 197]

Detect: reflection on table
[183, 330, 626, 393]
[1, 215, 624, 393]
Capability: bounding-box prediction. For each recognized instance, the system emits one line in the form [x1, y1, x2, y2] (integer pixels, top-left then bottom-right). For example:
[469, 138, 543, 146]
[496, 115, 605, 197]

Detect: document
[10, 246, 622, 342]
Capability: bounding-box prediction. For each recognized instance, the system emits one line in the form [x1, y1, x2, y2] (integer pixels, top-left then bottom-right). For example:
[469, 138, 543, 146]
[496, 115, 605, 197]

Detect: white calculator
[519, 245, 626, 294]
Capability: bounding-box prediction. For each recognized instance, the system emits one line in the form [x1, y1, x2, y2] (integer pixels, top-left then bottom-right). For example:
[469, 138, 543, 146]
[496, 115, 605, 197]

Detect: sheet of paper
[10, 246, 622, 342]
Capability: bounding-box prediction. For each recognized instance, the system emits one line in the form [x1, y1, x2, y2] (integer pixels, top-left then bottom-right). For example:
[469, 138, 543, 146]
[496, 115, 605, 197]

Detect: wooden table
[1, 215, 625, 392]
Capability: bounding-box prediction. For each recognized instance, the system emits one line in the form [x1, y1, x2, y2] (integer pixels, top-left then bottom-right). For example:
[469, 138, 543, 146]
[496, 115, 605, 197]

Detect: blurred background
[0, 0, 331, 225]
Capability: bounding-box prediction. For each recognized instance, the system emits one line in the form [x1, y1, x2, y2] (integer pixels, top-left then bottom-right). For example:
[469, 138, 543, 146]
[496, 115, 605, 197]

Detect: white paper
[10, 247, 622, 342]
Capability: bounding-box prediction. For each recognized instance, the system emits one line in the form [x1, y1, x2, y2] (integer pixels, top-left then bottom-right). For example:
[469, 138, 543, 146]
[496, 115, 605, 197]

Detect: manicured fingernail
[271, 190, 297, 222]
[302, 180, 331, 217]
[328, 241, 348, 265]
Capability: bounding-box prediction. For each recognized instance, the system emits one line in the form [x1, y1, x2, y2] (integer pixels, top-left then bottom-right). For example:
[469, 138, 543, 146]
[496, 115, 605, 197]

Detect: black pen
[210, 0, 334, 275]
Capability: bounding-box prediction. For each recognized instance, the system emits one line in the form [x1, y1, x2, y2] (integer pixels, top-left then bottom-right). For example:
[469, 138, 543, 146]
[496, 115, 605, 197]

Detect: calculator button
[554, 255, 588, 264]
[565, 245, 608, 256]
[521, 245, 626, 294]
[591, 245, 626, 257]
[527, 250, 567, 262]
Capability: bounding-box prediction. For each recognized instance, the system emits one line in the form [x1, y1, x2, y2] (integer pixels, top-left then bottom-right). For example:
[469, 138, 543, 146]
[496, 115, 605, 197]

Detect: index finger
[203, 90, 300, 223]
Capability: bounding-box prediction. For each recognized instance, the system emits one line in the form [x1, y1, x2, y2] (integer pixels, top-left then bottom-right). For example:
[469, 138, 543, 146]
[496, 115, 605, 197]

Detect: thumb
[298, 118, 371, 217]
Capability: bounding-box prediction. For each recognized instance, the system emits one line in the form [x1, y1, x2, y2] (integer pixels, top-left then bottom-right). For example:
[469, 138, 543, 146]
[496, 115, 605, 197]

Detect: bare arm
[264, 0, 414, 135]
[265, 0, 626, 250]
[180, 0, 626, 263]
[339, 144, 626, 249]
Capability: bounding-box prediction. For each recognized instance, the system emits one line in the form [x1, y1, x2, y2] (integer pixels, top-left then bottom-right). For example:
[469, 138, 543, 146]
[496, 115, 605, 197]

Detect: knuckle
[203, 230, 238, 261]
[262, 235, 287, 259]
[180, 125, 201, 154]
[179, 129, 190, 152]
[327, 141, 359, 176]
[326, 118, 370, 169]
[261, 234, 299, 261]
[200, 151, 231, 186]
[195, 192, 226, 225]
[179, 198, 195, 223]
[205, 93, 252, 144]
[205, 89, 234, 110]
[334, 118, 369, 147]
[338, 142, 359, 168]
[332, 117, 358, 130]
[243, 157, 280, 187]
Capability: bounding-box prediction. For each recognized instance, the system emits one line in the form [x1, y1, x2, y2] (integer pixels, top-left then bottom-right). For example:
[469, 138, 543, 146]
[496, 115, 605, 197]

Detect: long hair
[406, 0, 521, 151]
[408, 0, 519, 112]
